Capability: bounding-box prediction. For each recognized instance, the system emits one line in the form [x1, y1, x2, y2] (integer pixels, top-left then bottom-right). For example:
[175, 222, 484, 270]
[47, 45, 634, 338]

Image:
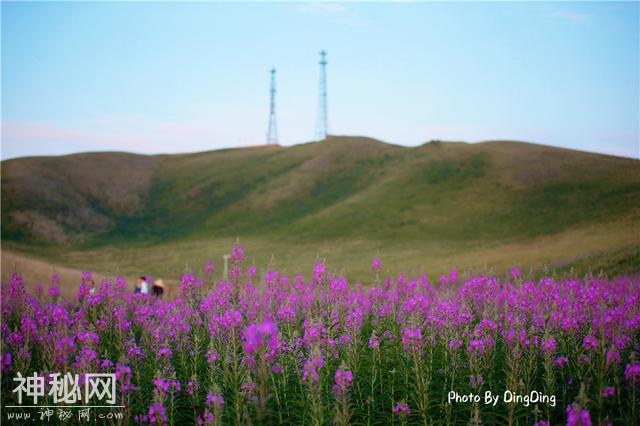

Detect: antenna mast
[315, 50, 328, 141]
[267, 68, 278, 145]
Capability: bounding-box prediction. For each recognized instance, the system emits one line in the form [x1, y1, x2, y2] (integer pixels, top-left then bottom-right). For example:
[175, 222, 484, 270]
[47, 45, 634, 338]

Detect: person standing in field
[140, 276, 150, 295]
[152, 279, 165, 298]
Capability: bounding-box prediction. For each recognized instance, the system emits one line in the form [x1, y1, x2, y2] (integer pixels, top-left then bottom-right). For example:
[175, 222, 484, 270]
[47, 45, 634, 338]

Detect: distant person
[140, 276, 150, 295]
[152, 279, 165, 298]
[88, 279, 96, 295]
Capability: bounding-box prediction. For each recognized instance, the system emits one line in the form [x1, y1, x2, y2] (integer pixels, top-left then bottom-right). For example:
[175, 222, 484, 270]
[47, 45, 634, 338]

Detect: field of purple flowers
[2, 245, 639, 425]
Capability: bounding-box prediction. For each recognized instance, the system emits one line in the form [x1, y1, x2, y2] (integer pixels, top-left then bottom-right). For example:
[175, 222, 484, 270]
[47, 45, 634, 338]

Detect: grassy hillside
[2, 136, 639, 283]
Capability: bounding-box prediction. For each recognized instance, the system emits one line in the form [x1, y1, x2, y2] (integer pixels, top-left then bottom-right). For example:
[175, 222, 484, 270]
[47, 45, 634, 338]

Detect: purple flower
[277, 305, 296, 323]
[541, 338, 557, 355]
[449, 268, 458, 283]
[566, 403, 591, 426]
[401, 327, 422, 350]
[601, 387, 615, 398]
[605, 349, 621, 367]
[231, 246, 245, 264]
[206, 393, 224, 407]
[510, 267, 521, 280]
[368, 336, 380, 350]
[198, 412, 214, 426]
[470, 374, 484, 389]
[371, 258, 383, 273]
[187, 380, 200, 395]
[126, 339, 144, 362]
[246, 266, 257, 279]
[154, 378, 180, 396]
[100, 359, 114, 370]
[332, 368, 353, 396]
[467, 338, 493, 357]
[582, 335, 598, 351]
[180, 274, 204, 295]
[206, 350, 218, 364]
[77, 331, 100, 346]
[243, 320, 278, 356]
[313, 263, 326, 282]
[205, 262, 215, 275]
[48, 286, 61, 299]
[2, 352, 12, 373]
[554, 357, 569, 368]
[148, 402, 167, 425]
[448, 339, 463, 351]
[393, 402, 411, 417]
[157, 347, 173, 360]
[303, 356, 324, 383]
[625, 363, 640, 382]
[303, 325, 323, 347]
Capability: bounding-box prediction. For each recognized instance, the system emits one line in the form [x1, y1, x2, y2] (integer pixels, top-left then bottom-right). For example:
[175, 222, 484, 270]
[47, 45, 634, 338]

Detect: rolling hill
[2, 136, 639, 284]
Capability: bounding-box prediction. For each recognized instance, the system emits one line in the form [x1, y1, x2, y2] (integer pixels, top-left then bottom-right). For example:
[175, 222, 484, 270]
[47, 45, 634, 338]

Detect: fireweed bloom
[302, 355, 324, 383]
[371, 258, 383, 272]
[206, 393, 224, 407]
[368, 335, 380, 350]
[510, 267, 522, 280]
[313, 263, 326, 283]
[582, 335, 598, 351]
[601, 387, 615, 398]
[555, 357, 569, 368]
[605, 349, 621, 367]
[624, 363, 640, 383]
[332, 368, 353, 396]
[48, 286, 61, 299]
[469, 374, 484, 389]
[246, 266, 257, 280]
[243, 320, 278, 356]
[148, 402, 168, 425]
[448, 339, 463, 351]
[2, 352, 12, 373]
[187, 380, 200, 395]
[206, 350, 219, 364]
[401, 327, 422, 350]
[231, 246, 245, 264]
[541, 338, 557, 355]
[566, 403, 592, 426]
[2, 254, 639, 425]
[449, 268, 458, 284]
[394, 402, 411, 417]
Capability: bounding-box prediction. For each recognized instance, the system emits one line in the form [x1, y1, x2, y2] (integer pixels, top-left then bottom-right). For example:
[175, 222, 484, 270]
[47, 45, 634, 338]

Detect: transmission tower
[315, 50, 328, 141]
[266, 68, 278, 145]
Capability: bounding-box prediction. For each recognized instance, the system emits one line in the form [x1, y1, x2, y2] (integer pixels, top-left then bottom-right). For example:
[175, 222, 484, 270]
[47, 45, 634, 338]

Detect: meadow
[2, 137, 638, 296]
[2, 245, 639, 425]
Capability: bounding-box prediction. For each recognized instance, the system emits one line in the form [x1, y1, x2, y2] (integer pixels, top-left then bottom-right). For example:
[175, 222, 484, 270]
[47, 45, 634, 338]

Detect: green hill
[2, 136, 639, 282]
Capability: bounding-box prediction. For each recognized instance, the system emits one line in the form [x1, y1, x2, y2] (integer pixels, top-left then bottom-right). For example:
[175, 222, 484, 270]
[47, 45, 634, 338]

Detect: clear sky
[2, 1, 638, 159]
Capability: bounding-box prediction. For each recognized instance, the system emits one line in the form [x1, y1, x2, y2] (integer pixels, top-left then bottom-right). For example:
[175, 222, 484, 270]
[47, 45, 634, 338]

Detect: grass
[3, 214, 637, 299]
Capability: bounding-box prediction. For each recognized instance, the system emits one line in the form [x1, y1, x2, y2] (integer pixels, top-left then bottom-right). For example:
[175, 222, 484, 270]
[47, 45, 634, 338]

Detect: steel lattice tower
[315, 50, 328, 141]
[266, 68, 278, 145]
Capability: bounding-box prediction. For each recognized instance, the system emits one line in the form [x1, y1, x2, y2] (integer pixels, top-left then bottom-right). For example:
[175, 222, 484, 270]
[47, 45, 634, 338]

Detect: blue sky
[2, 1, 638, 159]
